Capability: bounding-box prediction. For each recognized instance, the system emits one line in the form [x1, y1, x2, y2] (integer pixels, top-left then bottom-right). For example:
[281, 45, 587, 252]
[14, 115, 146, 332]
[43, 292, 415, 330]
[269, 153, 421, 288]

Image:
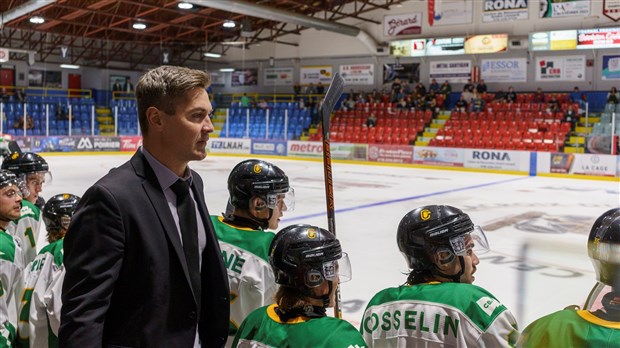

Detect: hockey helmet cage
[588, 208, 620, 288]
[228, 159, 293, 211]
[270, 224, 351, 289]
[397, 205, 489, 270]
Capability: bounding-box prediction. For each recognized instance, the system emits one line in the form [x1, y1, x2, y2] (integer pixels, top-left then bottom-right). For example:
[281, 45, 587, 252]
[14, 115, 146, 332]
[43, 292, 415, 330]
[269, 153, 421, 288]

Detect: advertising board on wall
[540, 0, 590, 18]
[603, 0, 620, 21]
[602, 55, 620, 80]
[464, 149, 528, 171]
[207, 138, 251, 154]
[368, 144, 413, 164]
[576, 27, 620, 49]
[300, 66, 333, 85]
[263, 67, 294, 86]
[433, 0, 473, 25]
[481, 58, 527, 83]
[482, 0, 529, 22]
[340, 64, 374, 85]
[251, 140, 287, 156]
[429, 60, 471, 83]
[535, 56, 586, 81]
[390, 39, 426, 57]
[529, 30, 578, 51]
[413, 147, 464, 167]
[383, 13, 422, 36]
[231, 69, 258, 86]
[464, 34, 508, 54]
[426, 37, 465, 56]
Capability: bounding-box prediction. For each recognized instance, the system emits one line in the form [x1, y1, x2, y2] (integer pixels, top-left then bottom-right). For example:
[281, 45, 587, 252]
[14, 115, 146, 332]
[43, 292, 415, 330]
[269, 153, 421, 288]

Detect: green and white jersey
[6, 200, 42, 266]
[1, 229, 23, 348]
[518, 309, 620, 348]
[211, 216, 277, 337]
[232, 304, 367, 347]
[15, 239, 64, 348]
[360, 282, 519, 347]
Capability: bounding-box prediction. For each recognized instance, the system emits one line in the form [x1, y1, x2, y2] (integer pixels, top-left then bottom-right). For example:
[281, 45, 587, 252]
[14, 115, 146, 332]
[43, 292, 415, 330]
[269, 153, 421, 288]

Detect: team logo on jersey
[420, 209, 432, 221]
[253, 164, 262, 174]
[307, 228, 317, 239]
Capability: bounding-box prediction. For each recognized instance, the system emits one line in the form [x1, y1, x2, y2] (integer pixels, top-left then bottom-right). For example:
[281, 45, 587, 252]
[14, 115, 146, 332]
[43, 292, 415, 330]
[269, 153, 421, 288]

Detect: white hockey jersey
[15, 239, 63, 348]
[1, 229, 23, 347]
[6, 200, 42, 267]
[211, 216, 277, 338]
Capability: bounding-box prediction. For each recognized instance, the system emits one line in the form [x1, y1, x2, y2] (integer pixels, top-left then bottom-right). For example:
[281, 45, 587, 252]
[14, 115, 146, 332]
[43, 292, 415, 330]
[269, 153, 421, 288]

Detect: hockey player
[16, 193, 80, 348]
[0, 170, 25, 347]
[360, 205, 519, 347]
[232, 224, 366, 347]
[2, 152, 51, 265]
[518, 208, 620, 347]
[212, 159, 294, 341]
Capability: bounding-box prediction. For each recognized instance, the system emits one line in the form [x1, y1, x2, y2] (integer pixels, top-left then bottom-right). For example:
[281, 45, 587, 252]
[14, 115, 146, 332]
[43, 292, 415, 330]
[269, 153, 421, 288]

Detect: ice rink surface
[41, 153, 619, 330]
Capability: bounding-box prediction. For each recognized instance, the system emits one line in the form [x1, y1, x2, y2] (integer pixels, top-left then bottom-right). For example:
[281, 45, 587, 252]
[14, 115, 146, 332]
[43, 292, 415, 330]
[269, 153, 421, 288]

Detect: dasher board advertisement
[482, 0, 529, 22]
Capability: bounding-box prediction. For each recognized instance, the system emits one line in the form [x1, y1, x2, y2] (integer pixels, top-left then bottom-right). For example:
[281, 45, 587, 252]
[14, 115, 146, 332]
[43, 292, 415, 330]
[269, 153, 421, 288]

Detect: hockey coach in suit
[60, 66, 230, 347]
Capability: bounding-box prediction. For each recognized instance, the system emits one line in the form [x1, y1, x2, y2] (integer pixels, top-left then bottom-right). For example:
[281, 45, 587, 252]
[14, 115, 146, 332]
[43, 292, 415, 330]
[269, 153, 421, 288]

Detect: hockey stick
[319, 72, 345, 318]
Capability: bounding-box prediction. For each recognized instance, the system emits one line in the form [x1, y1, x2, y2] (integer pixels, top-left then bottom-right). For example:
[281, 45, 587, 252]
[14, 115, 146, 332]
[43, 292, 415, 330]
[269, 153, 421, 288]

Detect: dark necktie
[171, 179, 201, 308]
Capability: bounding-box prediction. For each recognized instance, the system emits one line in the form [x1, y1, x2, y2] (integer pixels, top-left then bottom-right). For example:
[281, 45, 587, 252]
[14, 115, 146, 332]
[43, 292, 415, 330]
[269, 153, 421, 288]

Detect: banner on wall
[603, 0, 620, 21]
[231, 69, 258, 86]
[482, 0, 529, 22]
[383, 63, 420, 83]
[464, 34, 508, 54]
[413, 147, 464, 167]
[264, 67, 294, 86]
[602, 55, 620, 80]
[529, 30, 578, 51]
[429, 60, 471, 83]
[383, 13, 422, 36]
[481, 58, 527, 83]
[390, 39, 426, 57]
[540, 0, 590, 18]
[340, 64, 374, 85]
[535, 56, 585, 81]
[300, 66, 333, 85]
[433, 0, 473, 25]
[210, 72, 225, 86]
[368, 144, 413, 164]
[576, 28, 620, 49]
[426, 37, 465, 56]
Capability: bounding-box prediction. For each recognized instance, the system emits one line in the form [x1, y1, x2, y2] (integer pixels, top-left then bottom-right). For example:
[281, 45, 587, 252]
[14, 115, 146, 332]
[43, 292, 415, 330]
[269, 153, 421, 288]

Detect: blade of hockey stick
[319, 73, 345, 318]
[321, 73, 345, 140]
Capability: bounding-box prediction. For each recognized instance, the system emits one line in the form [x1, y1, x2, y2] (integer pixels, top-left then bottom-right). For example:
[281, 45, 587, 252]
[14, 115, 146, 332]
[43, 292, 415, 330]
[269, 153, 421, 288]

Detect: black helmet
[0, 169, 20, 190]
[43, 193, 80, 234]
[270, 224, 350, 289]
[397, 205, 487, 271]
[2, 152, 49, 175]
[588, 208, 620, 288]
[228, 159, 292, 211]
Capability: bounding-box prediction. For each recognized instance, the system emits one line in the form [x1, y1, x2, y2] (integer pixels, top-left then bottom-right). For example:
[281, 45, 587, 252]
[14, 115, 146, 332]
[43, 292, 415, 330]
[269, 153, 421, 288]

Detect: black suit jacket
[60, 151, 230, 347]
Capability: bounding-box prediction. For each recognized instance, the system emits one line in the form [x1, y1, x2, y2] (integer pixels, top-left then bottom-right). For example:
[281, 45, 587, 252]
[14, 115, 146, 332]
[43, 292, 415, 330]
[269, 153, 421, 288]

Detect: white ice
[41, 153, 620, 330]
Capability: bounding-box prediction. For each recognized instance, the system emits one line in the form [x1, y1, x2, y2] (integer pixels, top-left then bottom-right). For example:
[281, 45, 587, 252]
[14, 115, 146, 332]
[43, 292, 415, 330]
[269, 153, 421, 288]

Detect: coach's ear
[146, 106, 163, 131]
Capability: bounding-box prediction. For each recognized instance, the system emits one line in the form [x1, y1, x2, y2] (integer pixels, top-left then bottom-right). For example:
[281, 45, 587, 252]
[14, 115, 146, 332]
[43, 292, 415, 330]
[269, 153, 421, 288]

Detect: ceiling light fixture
[223, 21, 236, 28]
[204, 52, 222, 58]
[178, 2, 193, 9]
[60, 64, 80, 69]
[219, 68, 234, 72]
[29, 16, 45, 24]
[132, 22, 147, 30]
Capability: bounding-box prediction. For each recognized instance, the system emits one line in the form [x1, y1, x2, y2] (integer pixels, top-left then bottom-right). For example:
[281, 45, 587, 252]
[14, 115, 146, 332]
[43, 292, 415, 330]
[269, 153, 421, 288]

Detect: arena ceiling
[0, 0, 404, 70]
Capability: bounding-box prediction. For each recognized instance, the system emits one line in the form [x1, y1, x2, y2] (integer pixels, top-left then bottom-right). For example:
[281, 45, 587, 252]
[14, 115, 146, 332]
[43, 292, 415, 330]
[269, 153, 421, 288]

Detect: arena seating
[221, 102, 312, 140]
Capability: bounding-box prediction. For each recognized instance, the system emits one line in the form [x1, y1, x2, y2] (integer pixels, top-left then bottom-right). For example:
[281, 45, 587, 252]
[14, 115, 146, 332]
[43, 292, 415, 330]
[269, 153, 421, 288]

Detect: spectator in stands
[368, 89, 380, 104]
[123, 77, 134, 92]
[461, 86, 475, 103]
[570, 86, 587, 109]
[293, 84, 301, 96]
[316, 82, 325, 95]
[505, 86, 517, 103]
[565, 106, 578, 127]
[533, 87, 545, 104]
[428, 79, 440, 93]
[55, 103, 70, 120]
[401, 80, 411, 94]
[495, 89, 506, 101]
[304, 83, 316, 95]
[355, 92, 367, 105]
[341, 95, 355, 111]
[476, 79, 487, 94]
[297, 97, 306, 110]
[15, 88, 25, 102]
[396, 97, 408, 110]
[366, 112, 377, 128]
[547, 95, 561, 113]
[391, 78, 402, 94]
[470, 92, 485, 112]
[463, 79, 474, 92]
[415, 82, 427, 98]
[454, 95, 468, 113]
[13, 115, 34, 130]
[439, 80, 452, 97]
[112, 80, 123, 92]
[607, 87, 619, 104]
[240, 93, 251, 108]
[257, 99, 269, 109]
